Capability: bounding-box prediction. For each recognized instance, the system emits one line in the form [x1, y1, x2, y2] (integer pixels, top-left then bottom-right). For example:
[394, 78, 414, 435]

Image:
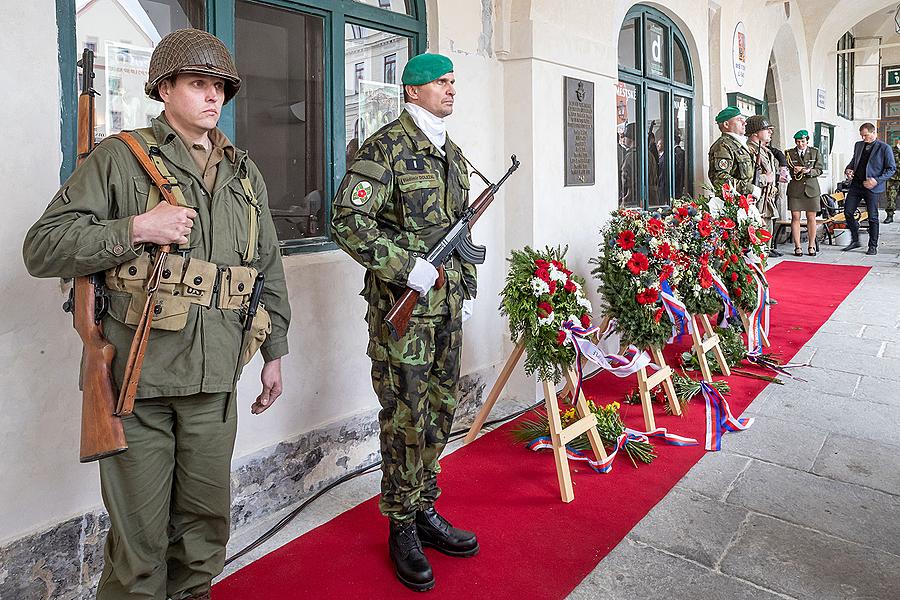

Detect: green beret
[794, 129, 809, 139]
[715, 106, 742, 124]
[402, 53, 453, 86]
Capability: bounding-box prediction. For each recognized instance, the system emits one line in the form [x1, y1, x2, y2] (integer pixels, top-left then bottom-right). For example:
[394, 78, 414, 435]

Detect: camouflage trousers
[367, 307, 462, 522]
[886, 181, 899, 215]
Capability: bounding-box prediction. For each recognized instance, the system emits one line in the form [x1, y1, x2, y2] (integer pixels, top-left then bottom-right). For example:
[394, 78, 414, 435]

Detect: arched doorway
[616, 4, 695, 209]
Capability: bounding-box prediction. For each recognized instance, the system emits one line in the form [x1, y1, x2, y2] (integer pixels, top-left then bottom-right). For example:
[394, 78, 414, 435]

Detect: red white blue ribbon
[660, 280, 692, 342]
[701, 381, 753, 451]
[743, 254, 770, 355]
[709, 270, 738, 326]
[527, 427, 697, 473]
[560, 321, 654, 405]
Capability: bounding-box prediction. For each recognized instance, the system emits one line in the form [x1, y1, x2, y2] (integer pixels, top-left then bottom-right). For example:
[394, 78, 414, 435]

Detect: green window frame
[726, 92, 767, 118]
[837, 32, 854, 120]
[814, 122, 834, 169]
[617, 4, 695, 209]
[56, 0, 427, 255]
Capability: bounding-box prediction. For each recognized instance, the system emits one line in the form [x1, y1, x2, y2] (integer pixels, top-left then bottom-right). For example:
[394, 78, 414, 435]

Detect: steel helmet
[145, 29, 241, 102]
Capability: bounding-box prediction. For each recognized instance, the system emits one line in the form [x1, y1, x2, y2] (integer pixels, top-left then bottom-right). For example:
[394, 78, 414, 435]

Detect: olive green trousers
[96, 392, 237, 600]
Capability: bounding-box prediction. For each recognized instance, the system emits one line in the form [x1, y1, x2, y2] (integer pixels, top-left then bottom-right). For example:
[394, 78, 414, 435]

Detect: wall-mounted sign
[732, 21, 746, 87]
[882, 65, 900, 91]
[648, 21, 665, 78]
[564, 77, 594, 186]
[816, 88, 826, 109]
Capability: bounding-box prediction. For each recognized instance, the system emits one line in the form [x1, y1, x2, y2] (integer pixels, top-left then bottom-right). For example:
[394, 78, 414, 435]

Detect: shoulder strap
[237, 175, 260, 263]
[130, 128, 190, 211]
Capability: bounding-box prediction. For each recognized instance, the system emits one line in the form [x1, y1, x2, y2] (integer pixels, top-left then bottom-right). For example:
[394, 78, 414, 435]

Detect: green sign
[885, 67, 900, 89]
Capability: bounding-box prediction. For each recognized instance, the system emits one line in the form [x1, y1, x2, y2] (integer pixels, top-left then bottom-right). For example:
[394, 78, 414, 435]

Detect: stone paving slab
[675, 451, 751, 501]
[726, 460, 900, 556]
[810, 351, 900, 380]
[851, 373, 900, 406]
[720, 413, 828, 471]
[567, 537, 784, 600]
[805, 331, 887, 357]
[811, 432, 900, 496]
[720, 513, 900, 600]
[628, 488, 749, 568]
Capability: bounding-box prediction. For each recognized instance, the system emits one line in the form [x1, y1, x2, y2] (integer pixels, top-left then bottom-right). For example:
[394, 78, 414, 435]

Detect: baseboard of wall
[0, 364, 498, 600]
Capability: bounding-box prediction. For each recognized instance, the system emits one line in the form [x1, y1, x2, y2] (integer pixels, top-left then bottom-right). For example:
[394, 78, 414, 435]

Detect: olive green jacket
[891, 145, 900, 183]
[23, 114, 290, 398]
[330, 110, 477, 318]
[708, 133, 756, 197]
[785, 146, 824, 199]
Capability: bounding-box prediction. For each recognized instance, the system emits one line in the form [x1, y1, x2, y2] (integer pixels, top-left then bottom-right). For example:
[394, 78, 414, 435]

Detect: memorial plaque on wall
[564, 77, 594, 186]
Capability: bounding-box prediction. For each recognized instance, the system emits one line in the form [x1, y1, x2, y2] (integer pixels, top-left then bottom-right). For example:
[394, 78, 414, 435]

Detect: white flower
[693, 283, 701, 292]
[530, 277, 550, 297]
[577, 296, 593, 312]
[538, 313, 555, 326]
[548, 265, 567, 283]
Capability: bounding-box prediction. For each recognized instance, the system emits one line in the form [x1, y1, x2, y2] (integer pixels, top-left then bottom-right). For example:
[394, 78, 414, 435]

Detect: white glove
[462, 299, 474, 323]
[407, 257, 438, 294]
[751, 185, 762, 199]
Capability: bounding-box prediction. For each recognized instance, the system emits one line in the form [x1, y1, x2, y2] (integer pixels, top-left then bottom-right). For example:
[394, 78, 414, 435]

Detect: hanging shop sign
[732, 22, 746, 87]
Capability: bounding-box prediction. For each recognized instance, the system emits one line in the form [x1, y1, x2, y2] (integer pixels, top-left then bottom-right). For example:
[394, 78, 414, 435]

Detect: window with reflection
[616, 5, 694, 209]
[75, 0, 205, 143]
[352, 0, 413, 15]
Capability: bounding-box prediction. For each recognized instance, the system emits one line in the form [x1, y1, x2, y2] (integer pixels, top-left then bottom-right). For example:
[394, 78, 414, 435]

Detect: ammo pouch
[106, 254, 263, 333]
[242, 304, 272, 367]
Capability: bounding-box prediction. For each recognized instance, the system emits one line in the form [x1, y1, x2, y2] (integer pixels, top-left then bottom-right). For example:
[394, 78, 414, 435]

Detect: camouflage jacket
[23, 114, 290, 399]
[892, 145, 900, 182]
[708, 133, 755, 197]
[331, 110, 477, 318]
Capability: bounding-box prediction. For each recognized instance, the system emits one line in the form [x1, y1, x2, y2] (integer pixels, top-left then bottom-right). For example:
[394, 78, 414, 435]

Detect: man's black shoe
[884, 214, 894, 224]
[866, 247, 878, 255]
[842, 241, 861, 251]
[768, 248, 783, 258]
[389, 519, 435, 592]
[416, 508, 479, 557]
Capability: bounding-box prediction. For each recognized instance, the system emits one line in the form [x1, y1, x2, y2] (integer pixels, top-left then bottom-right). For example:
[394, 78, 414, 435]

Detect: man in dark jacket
[844, 122, 897, 254]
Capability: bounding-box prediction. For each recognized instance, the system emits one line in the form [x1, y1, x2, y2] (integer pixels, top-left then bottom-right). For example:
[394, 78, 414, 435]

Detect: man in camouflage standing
[884, 137, 900, 224]
[23, 30, 290, 600]
[745, 115, 782, 257]
[331, 53, 478, 592]
[708, 106, 758, 200]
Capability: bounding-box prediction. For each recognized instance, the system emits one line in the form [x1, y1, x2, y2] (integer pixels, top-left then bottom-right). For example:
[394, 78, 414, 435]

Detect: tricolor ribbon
[709, 270, 738, 327]
[560, 321, 654, 404]
[660, 280, 692, 342]
[701, 381, 753, 451]
[743, 253, 770, 355]
[527, 427, 697, 473]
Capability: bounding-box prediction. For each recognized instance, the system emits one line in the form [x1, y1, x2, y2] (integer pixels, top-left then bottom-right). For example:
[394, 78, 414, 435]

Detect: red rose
[564, 279, 577, 293]
[734, 288, 743, 297]
[548, 281, 557, 295]
[535, 259, 550, 269]
[551, 260, 564, 270]
[730, 272, 739, 282]
[556, 330, 567, 345]
[617, 230, 636, 250]
[730, 254, 739, 264]
[647, 218, 665, 236]
[653, 307, 665, 323]
[626, 253, 649, 275]
[745, 273, 753, 283]
[535, 267, 550, 282]
[636, 288, 659, 305]
[722, 231, 730, 240]
[537, 301, 554, 318]
[580, 314, 591, 328]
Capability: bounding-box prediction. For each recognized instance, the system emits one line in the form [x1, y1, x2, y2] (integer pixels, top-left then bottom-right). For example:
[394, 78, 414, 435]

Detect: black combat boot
[389, 519, 435, 592]
[415, 508, 479, 557]
[884, 213, 894, 224]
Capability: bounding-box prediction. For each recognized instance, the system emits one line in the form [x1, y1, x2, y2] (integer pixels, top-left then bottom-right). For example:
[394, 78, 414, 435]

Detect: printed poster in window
[105, 42, 159, 138]
[615, 81, 630, 126]
[358, 80, 402, 143]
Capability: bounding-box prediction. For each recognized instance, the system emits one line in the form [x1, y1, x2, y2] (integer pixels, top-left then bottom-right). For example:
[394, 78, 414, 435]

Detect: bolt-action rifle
[384, 155, 520, 340]
[64, 48, 128, 462]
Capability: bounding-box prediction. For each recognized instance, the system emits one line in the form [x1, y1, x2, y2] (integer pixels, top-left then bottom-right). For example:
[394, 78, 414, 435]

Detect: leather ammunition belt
[106, 254, 258, 331]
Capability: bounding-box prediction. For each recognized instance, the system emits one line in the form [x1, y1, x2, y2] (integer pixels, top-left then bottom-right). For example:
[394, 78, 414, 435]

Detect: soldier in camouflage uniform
[884, 139, 900, 223]
[745, 115, 782, 257]
[331, 53, 478, 592]
[708, 106, 760, 200]
[23, 30, 290, 600]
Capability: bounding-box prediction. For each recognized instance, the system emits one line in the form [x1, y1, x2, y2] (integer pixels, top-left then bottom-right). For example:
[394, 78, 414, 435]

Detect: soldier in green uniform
[745, 115, 782, 257]
[331, 53, 478, 592]
[884, 138, 900, 223]
[23, 29, 291, 600]
[708, 106, 759, 200]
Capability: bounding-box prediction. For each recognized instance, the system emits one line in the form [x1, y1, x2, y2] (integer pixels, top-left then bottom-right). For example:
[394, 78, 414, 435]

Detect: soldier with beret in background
[708, 106, 759, 200]
[331, 53, 479, 592]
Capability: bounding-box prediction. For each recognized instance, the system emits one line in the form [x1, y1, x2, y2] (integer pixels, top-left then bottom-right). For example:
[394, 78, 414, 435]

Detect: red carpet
[215, 262, 869, 599]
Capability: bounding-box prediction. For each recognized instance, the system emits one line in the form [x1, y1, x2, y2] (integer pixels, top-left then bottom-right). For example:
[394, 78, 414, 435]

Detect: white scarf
[725, 131, 748, 148]
[404, 102, 446, 155]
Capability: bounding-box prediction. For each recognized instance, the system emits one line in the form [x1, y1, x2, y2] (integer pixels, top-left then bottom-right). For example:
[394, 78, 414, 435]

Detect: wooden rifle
[64, 48, 128, 462]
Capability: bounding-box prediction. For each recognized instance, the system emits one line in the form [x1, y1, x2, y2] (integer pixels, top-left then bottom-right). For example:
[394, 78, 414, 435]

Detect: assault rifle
[384, 155, 520, 340]
[63, 48, 128, 462]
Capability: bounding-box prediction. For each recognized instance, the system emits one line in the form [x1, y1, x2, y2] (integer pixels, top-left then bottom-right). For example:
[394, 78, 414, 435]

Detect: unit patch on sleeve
[717, 158, 729, 170]
[351, 181, 373, 206]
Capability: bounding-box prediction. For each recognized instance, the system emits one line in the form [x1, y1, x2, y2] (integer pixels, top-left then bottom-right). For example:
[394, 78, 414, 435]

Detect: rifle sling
[110, 132, 182, 416]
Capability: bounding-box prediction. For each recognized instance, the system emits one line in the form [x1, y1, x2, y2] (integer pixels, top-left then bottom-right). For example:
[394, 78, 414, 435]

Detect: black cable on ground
[225, 365, 604, 566]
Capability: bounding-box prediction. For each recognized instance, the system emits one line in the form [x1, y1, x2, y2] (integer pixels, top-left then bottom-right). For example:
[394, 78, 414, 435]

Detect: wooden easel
[739, 310, 771, 348]
[464, 340, 608, 502]
[689, 314, 732, 381]
[635, 346, 680, 431]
